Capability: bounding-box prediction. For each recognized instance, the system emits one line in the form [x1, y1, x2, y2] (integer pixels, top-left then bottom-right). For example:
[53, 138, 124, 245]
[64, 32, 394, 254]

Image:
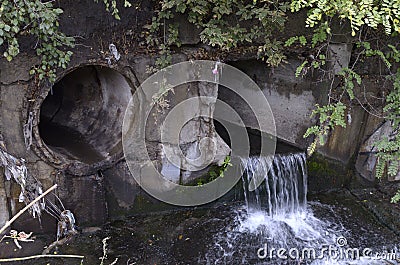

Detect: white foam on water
[203, 153, 395, 265]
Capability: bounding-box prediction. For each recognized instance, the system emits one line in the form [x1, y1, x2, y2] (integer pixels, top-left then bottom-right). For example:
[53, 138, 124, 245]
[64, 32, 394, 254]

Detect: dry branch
[0, 184, 57, 235]
[0, 254, 84, 262]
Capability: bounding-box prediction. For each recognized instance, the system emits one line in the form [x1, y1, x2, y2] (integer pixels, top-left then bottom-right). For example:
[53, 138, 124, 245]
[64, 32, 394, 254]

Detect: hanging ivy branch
[290, 0, 400, 36]
[289, 0, 400, 201]
[0, 0, 130, 84]
[0, 0, 74, 83]
[144, 0, 289, 69]
[375, 69, 400, 193]
[143, 0, 290, 125]
[304, 102, 347, 155]
[94, 0, 132, 20]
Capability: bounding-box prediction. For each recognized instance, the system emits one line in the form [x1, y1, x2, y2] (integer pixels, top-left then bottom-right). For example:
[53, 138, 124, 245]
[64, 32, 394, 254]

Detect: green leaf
[388, 160, 399, 176]
[391, 190, 400, 203]
[124, 1, 132, 8]
[295, 60, 308, 77]
[285, 36, 298, 47]
[299, 35, 307, 45]
[54, 8, 64, 14]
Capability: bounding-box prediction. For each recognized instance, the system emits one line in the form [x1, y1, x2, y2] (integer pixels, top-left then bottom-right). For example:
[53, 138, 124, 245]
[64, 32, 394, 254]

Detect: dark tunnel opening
[214, 119, 302, 156]
[39, 66, 132, 164]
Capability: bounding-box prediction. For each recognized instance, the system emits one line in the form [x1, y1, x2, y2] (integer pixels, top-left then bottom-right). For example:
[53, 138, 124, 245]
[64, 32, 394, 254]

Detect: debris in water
[0, 132, 77, 243]
[212, 60, 222, 82]
[109, 43, 121, 61]
[57, 210, 77, 241]
[23, 111, 34, 150]
[0, 134, 44, 218]
[0, 229, 34, 249]
[347, 112, 352, 124]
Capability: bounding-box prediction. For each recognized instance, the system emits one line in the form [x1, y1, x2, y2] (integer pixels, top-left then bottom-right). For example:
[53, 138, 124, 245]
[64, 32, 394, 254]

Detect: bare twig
[42, 234, 76, 255]
[110, 258, 119, 265]
[0, 254, 84, 262]
[0, 184, 58, 236]
[100, 237, 111, 265]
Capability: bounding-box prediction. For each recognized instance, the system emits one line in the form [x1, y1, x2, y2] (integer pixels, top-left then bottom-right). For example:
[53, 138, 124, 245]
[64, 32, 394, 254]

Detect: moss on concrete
[306, 153, 352, 193]
[307, 159, 336, 176]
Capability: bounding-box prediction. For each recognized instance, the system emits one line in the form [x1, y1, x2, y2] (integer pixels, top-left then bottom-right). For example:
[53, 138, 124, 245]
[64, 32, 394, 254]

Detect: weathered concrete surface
[319, 106, 367, 164]
[0, 169, 9, 227]
[56, 173, 107, 226]
[328, 43, 352, 74]
[218, 59, 317, 150]
[0, 54, 39, 85]
[121, 62, 231, 206]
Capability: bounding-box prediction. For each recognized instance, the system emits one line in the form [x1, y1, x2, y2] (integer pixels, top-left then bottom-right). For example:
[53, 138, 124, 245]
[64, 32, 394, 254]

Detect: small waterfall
[204, 153, 347, 264]
[241, 153, 307, 216]
[203, 153, 397, 264]
[238, 153, 338, 246]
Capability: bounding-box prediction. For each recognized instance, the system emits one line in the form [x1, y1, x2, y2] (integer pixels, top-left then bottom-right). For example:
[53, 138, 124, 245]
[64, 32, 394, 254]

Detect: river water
[4, 153, 399, 264]
[202, 153, 399, 264]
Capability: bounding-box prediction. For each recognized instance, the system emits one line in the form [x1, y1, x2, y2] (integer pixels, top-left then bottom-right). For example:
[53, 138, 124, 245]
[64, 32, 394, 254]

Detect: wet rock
[350, 186, 400, 235]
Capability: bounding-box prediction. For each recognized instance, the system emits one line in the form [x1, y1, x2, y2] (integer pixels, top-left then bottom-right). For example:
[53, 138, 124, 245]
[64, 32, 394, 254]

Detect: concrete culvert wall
[39, 65, 132, 164]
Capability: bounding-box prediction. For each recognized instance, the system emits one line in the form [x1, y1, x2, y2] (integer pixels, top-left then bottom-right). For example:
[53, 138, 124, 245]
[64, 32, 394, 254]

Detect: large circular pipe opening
[39, 66, 132, 164]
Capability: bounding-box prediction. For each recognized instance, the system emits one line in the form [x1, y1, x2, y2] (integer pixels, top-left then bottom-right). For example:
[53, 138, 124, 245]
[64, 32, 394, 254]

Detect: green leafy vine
[290, 0, 400, 201]
[0, 0, 129, 83]
[144, 0, 289, 69]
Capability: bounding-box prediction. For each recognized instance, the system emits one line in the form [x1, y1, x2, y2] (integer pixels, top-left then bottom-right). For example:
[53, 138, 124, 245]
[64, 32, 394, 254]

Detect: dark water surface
[1, 195, 399, 265]
[2, 153, 399, 264]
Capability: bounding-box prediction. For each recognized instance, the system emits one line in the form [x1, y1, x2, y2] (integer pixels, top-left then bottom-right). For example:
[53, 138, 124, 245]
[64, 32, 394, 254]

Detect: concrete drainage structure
[36, 65, 132, 175]
[0, 1, 396, 230]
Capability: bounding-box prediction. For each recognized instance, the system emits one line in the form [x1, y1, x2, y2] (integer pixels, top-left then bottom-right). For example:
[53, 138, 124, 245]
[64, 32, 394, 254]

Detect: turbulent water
[12, 152, 398, 265]
[203, 153, 398, 265]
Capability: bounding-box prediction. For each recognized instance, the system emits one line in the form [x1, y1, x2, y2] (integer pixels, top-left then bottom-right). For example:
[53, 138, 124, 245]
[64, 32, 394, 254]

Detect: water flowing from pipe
[204, 153, 395, 264]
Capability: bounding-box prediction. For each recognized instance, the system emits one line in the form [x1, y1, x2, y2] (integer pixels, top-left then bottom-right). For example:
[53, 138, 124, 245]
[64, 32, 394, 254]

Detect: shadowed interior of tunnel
[214, 119, 302, 155]
[39, 65, 132, 164]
